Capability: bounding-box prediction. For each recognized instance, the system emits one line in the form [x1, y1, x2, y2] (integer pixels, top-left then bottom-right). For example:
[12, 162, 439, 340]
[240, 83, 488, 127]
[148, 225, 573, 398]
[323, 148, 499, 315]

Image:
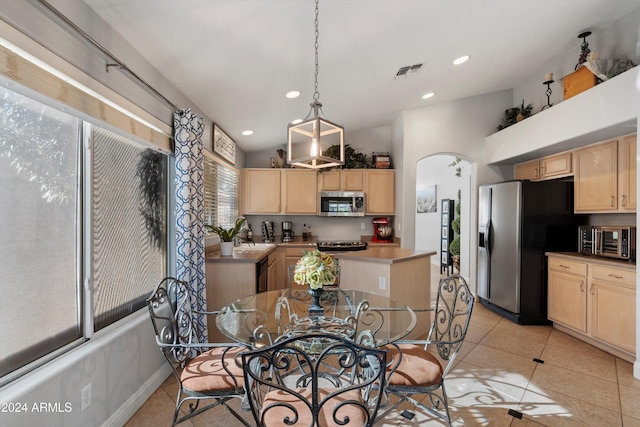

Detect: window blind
[203, 153, 239, 230]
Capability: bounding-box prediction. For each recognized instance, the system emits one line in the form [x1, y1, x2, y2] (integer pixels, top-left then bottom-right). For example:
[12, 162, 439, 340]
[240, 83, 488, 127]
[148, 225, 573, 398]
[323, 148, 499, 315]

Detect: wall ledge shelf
[486, 67, 638, 165]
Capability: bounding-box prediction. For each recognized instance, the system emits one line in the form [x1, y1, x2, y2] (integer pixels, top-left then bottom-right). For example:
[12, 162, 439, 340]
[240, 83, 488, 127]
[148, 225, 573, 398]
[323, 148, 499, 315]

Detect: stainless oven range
[317, 241, 368, 252]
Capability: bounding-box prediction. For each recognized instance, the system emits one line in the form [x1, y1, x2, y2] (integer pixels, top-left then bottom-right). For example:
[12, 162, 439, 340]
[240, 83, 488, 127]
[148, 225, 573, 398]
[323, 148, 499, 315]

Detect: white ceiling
[83, 0, 640, 153]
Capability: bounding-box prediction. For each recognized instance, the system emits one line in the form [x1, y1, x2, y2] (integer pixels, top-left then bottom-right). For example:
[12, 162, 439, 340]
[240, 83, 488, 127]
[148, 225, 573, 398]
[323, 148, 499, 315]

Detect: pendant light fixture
[287, 0, 344, 169]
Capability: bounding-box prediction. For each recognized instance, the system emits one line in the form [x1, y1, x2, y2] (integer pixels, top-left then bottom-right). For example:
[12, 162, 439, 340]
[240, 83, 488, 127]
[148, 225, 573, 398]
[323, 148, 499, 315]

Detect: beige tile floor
[126, 270, 640, 426]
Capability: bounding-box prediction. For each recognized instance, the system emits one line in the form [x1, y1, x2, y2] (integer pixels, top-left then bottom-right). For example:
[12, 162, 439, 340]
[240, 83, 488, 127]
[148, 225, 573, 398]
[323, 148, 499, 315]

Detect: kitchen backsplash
[242, 215, 392, 242]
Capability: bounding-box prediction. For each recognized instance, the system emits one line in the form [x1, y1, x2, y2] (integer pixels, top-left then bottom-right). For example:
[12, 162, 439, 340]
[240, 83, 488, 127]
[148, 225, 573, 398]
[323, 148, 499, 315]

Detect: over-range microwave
[578, 225, 636, 261]
[318, 191, 365, 217]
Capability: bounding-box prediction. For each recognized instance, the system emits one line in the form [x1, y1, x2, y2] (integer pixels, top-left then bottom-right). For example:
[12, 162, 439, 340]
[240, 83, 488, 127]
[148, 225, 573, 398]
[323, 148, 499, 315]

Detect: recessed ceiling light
[242, 130, 254, 136]
[291, 119, 303, 125]
[422, 92, 435, 99]
[286, 90, 301, 99]
[453, 55, 470, 65]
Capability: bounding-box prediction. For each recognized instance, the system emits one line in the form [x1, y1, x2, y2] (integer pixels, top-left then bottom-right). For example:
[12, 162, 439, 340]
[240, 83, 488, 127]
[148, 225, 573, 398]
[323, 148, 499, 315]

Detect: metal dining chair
[146, 277, 251, 426]
[241, 332, 387, 427]
[376, 274, 474, 426]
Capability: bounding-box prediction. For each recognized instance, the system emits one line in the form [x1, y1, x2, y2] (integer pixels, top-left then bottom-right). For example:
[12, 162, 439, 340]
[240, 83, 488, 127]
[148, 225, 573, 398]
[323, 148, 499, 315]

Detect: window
[203, 154, 239, 230]
[0, 88, 81, 378]
[0, 85, 168, 381]
[91, 126, 167, 330]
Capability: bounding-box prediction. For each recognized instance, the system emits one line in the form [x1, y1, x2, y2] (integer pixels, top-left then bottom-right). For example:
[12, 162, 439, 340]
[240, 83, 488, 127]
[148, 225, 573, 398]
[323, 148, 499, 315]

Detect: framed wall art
[213, 124, 236, 165]
[416, 185, 437, 213]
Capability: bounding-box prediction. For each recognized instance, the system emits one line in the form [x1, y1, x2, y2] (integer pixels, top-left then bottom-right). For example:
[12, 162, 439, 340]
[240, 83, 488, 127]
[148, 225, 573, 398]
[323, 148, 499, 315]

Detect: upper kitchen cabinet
[317, 170, 363, 191]
[514, 151, 572, 181]
[364, 170, 395, 215]
[282, 169, 317, 214]
[241, 168, 317, 215]
[573, 134, 636, 213]
[618, 133, 637, 212]
[242, 168, 282, 214]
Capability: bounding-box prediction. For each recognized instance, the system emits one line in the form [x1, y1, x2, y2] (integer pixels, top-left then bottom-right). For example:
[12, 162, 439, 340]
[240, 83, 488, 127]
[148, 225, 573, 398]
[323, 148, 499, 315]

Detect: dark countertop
[546, 251, 636, 271]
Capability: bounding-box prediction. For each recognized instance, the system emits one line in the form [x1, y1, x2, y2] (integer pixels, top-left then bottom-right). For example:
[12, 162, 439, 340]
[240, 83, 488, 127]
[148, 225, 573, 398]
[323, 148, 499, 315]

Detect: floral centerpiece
[293, 249, 339, 290]
[293, 250, 338, 315]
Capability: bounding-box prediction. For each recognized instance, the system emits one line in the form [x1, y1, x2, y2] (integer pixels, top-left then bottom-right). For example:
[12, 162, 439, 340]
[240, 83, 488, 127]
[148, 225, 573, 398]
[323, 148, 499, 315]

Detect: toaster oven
[578, 226, 636, 261]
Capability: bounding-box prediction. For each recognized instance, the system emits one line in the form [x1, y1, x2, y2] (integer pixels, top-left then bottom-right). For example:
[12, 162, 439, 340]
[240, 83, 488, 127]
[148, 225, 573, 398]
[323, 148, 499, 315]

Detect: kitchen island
[205, 244, 277, 341]
[336, 247, 436, 339]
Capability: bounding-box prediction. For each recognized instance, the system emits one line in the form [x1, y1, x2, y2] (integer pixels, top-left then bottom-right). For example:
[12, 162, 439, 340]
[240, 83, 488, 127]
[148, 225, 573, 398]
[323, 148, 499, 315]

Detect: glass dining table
[215, 287, 417, 348]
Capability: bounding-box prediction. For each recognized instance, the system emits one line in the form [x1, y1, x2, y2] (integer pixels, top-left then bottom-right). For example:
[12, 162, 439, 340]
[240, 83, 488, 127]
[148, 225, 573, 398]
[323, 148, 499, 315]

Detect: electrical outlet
[81, 383, 92, 411]
[378, 277, 386, 290]
[361, 222, 366, 230]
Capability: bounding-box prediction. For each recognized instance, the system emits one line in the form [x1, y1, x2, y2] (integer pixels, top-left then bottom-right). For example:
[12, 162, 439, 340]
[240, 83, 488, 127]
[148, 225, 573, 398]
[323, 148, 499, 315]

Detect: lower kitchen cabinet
[547, 257, 587, 332]
[547, 254, 636, 361]
[590, 265, 636, 353]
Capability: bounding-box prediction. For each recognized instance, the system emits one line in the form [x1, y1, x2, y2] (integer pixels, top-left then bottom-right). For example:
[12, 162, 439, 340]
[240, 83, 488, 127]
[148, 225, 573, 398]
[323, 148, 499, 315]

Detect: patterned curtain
[173, 109, 207, 341]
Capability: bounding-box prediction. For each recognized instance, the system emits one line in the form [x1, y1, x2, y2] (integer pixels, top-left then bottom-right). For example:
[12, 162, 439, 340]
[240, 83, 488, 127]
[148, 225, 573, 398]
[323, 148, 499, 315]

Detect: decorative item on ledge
[497, 100, 532, 131]
[372, 152, 391, 169]
[542, 73, 554, 110]
[323, 144, 372, 169]
[574, 31, 592, 70]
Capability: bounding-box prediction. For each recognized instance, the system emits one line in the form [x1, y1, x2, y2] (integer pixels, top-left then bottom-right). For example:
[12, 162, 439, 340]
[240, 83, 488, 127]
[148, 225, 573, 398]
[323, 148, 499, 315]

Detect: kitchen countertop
[205, 236, 401, 263]
[205, 244, 277, 263]
[335, 247, 436, 264]
[546, 251, 636, 271]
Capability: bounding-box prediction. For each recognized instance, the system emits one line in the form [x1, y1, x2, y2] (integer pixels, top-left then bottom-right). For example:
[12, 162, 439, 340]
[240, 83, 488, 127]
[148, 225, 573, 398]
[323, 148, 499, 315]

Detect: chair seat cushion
[181, 346, 245, 393]
[262, 387, 366, 426]
[384, 343, 443, 387]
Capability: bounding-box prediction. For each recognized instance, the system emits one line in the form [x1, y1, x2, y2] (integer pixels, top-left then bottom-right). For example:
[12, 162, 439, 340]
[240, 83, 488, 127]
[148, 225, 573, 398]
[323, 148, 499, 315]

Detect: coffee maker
[282, 221, 295, 242]
[372, 217, 393, 242]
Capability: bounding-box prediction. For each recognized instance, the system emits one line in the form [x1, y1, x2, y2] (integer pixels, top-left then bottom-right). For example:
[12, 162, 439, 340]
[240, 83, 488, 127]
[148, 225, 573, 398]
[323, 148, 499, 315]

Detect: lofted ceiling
[83, 0, 640, 153]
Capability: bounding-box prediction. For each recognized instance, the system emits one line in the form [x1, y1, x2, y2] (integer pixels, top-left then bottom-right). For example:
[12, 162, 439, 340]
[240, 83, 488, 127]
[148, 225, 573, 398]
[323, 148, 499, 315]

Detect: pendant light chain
[286, 0, 344, 169]
[313, 0, 320, 103]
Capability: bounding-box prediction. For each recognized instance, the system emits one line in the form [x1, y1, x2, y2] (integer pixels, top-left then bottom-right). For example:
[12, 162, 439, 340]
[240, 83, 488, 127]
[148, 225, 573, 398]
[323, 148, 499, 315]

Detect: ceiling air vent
[394, 63, 423, 79]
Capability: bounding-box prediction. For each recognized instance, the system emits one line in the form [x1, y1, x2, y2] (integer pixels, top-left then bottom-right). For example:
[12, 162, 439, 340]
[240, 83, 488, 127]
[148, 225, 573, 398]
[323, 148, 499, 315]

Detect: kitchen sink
[233, 243, 275, 253]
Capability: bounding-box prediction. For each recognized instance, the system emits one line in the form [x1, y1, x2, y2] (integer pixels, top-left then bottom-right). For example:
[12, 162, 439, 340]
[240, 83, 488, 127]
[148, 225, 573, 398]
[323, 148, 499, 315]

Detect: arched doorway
[415, 154, 471, 279]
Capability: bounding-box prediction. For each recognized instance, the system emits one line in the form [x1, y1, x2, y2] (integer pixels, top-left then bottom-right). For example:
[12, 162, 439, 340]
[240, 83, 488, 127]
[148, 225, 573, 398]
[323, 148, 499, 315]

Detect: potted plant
[449, 190, 461, 272]
[205, 217, 246, 256]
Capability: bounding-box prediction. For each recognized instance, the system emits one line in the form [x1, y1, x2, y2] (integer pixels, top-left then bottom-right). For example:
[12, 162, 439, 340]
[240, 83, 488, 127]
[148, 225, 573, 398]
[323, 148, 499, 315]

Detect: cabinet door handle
[621, 195, 627, 206]
[610, 196, 615, 207]
[589, 284, 594, 295]
[579, 280, 584, 291]
[534, 167, 538, 178]
[540, 166, 545, 176]
[558, 264, 570, 269]
[608, 273, 623, 279]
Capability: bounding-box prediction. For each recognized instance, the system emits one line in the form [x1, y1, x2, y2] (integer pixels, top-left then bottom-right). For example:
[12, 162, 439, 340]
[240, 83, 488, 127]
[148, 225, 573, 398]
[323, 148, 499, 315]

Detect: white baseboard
[634, 360, 640, 380]
[101, 364, 172, 427]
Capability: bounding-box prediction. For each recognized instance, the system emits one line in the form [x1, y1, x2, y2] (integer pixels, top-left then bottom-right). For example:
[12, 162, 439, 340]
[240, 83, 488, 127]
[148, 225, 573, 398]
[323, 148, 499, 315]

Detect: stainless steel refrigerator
[477, 180, 586, 324]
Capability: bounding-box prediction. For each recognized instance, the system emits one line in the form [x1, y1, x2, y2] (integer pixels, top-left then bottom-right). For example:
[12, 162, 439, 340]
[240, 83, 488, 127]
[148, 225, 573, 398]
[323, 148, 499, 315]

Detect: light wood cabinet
[242, 169, 282, 214]
[282, 169, 317, 214]
[573, 134, 636, 213]
[618, 133, 637, 212]
[241, 169, 317, 214]
[547, 254, 636, 361]
[514, 152, 572, 181]
[318, 169, 364, 191]
[364, 170, 395, 215]
[589, 265, 636, 353]
[205, 260, 258, 341]
[547, 257, 587, 332]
